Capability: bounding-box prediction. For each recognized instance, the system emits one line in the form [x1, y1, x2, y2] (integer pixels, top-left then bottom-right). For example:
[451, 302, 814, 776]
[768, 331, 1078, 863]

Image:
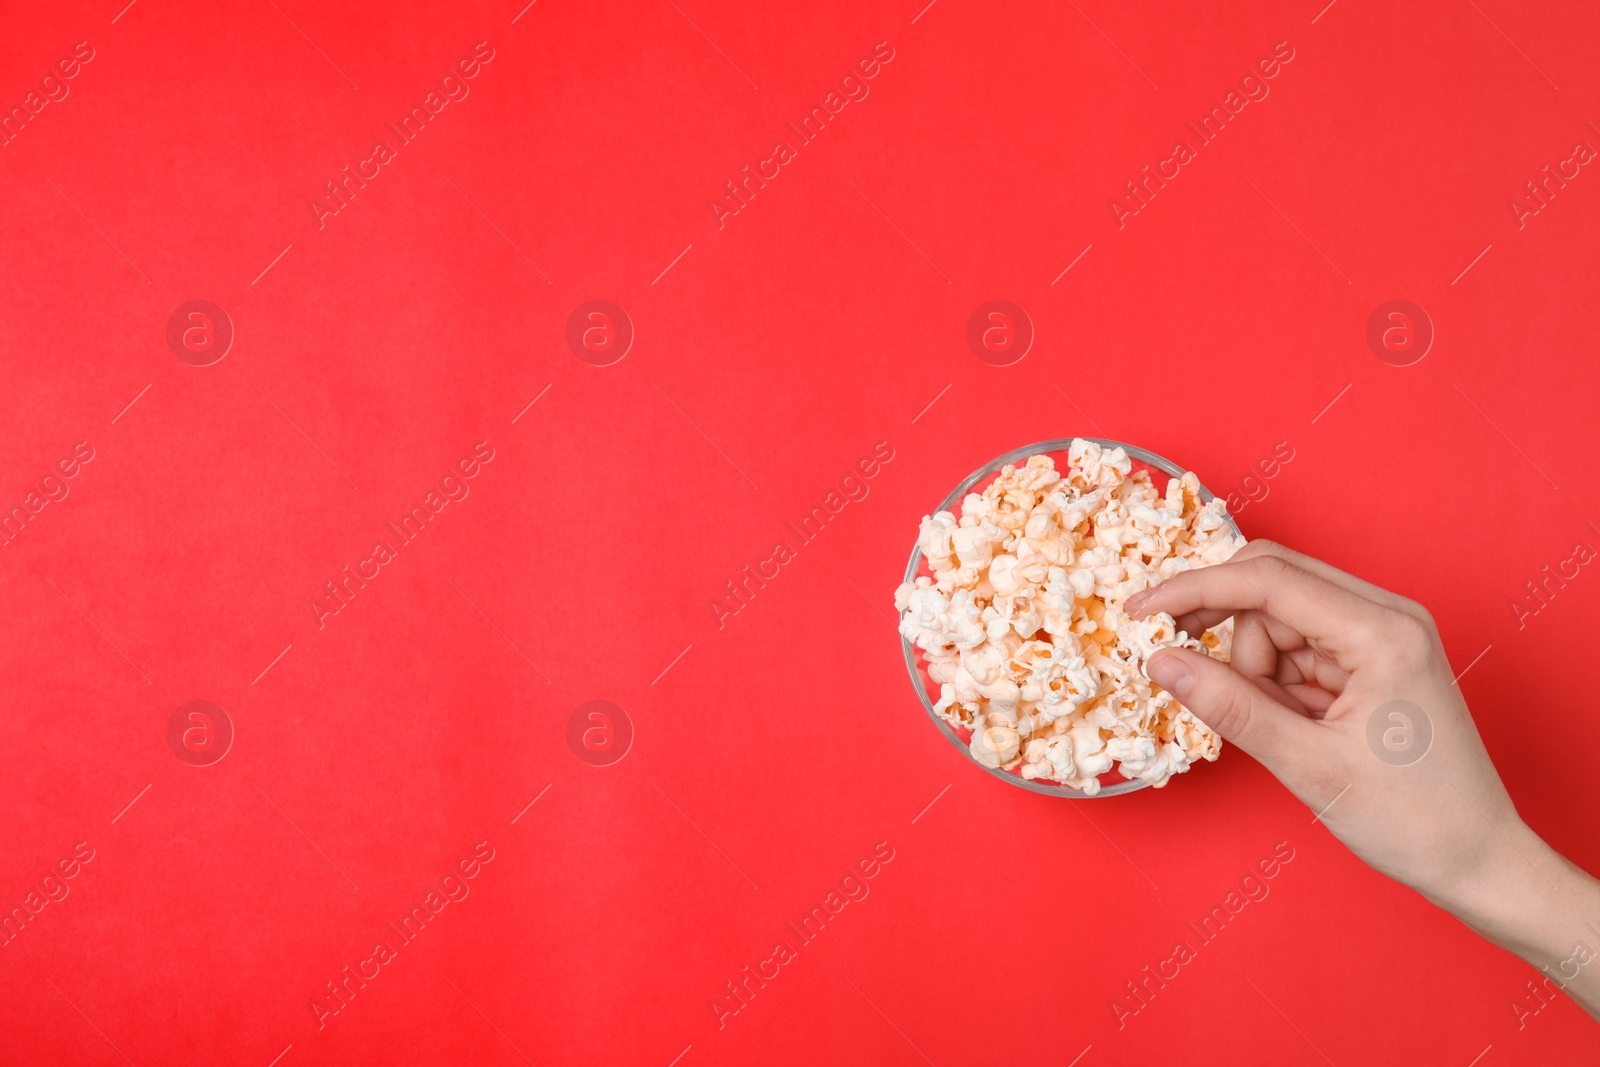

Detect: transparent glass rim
[899, 437, 1243, 799]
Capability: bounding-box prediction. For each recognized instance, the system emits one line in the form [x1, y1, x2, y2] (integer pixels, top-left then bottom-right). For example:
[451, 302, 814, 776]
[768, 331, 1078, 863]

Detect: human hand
[1126, 540, 1600, 1019]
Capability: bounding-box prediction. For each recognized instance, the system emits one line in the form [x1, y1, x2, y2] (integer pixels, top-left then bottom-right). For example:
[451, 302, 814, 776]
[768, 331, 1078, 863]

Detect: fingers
[1252, 674, 1319, 719]
[1172, 608, 1232, 636]
[1204, 611, 1340, 717]
[1213, 623, 1349, 699]
[1174, 606, 1306, 646]
[1145, 647, 1322, 771]
[1282, 683, 1336, 717]
[1229, 540, 1431, 622]
[1280, 647, 1353, 695]
[1127, 555, 1389, 665]
[1230, 610, 1277, 681]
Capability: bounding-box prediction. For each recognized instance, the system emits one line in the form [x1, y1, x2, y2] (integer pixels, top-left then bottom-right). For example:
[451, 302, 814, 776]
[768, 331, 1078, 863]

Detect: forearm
[1443, 822, 1600, 1021]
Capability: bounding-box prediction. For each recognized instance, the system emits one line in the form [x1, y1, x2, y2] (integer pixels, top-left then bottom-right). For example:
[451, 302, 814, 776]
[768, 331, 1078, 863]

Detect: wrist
[1447, 821, 1599, 971]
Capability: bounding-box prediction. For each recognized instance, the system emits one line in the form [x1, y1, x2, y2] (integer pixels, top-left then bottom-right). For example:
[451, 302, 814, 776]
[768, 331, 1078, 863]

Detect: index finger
[1229, 539, 1430, 621]
[1126, 555, 1391, 662]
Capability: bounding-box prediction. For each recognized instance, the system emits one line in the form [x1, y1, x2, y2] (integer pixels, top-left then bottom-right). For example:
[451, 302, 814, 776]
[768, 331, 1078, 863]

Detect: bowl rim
[899, 436, 1242, 799]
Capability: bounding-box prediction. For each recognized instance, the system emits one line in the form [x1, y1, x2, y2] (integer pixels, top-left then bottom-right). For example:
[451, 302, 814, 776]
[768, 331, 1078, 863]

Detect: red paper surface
[3, 0, 1599, 1063]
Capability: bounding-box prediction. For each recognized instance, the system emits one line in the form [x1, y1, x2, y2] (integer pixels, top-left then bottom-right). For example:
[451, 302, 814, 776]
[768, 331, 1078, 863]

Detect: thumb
[1145, 647, 1316, 773]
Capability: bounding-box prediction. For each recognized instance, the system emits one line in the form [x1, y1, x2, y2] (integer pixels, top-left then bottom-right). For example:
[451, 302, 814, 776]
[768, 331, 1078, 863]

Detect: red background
[3, 0, 1599, 1063]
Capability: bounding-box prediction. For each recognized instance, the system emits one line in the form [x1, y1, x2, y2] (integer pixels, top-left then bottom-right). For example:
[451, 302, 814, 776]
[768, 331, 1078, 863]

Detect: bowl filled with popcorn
[894, 438, 1245, 797]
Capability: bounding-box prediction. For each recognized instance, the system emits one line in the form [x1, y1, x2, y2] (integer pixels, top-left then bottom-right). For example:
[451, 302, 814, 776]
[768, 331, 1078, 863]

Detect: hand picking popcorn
[894, 439, 1244, 793]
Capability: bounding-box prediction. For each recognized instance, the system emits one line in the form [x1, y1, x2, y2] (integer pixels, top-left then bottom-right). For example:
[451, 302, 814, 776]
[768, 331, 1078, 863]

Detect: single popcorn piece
[970, 720, 1021, 768]
[896, 440, 1243, 792]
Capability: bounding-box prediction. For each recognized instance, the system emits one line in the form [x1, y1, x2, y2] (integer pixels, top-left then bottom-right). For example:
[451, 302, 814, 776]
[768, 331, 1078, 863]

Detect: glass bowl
[899, 437, 1243, 799]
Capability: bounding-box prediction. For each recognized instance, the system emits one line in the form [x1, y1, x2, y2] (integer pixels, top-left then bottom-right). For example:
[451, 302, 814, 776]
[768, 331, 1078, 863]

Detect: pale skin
[1126, 540, 1600, 1022]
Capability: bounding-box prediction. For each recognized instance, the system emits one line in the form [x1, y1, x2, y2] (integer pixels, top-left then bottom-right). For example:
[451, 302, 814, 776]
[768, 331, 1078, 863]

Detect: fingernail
[1145, 652, 1193, 698]
[1126, 588, 1155, 614]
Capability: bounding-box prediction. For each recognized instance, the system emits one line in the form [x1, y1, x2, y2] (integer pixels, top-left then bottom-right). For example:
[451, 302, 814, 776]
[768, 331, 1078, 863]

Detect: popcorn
[896, 440, 1244, 793]
[970, 721, 1021, 768]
